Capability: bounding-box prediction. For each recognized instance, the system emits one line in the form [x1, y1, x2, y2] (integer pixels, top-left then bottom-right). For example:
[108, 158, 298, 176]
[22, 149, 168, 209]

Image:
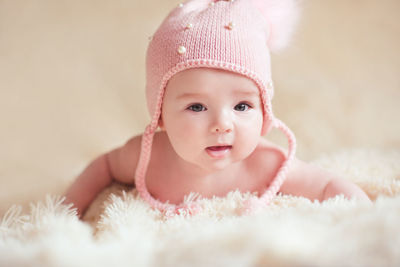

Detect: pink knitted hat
[136, 0, 299, 215]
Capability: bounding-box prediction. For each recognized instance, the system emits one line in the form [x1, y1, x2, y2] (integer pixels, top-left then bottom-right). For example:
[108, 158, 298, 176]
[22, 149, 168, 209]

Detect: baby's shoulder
[107, 131, 168, 184]
[253, 138, 286, 160]
[106, 134, 142, 184]
[244, 138, 286, 179]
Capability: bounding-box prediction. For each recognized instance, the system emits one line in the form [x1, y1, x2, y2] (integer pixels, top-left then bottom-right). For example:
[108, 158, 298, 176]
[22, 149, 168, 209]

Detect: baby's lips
[206, 145, 232, 151]
[205, 145, 233, 158]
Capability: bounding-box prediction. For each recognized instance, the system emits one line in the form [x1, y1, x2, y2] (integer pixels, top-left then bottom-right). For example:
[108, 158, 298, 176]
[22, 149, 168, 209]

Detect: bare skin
[64, 68, 370, 218]
[64, 132, 370, 218]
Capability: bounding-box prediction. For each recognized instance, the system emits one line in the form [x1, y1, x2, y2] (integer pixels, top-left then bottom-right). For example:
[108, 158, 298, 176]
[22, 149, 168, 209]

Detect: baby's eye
[234, 102, 251, 111]
[188, 103, 206, 112]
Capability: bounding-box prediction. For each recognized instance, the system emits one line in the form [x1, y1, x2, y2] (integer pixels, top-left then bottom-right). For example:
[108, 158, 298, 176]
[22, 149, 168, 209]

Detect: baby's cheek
[179, 117, 202, 133]
[170, 118, 204, 147]
[238, 132, 259, 151]
[186, 116, 209, 131]
[242, 114, 263, 133]
[236, 118, 262, 152]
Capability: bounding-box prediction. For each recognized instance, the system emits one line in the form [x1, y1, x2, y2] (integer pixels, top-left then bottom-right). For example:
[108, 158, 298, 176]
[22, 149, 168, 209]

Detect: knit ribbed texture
[136, 0, 299, 215]
[146, 0, 272, 118]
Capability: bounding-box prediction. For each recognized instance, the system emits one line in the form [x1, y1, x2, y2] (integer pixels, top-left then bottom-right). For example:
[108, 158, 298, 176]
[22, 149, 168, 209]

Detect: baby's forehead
[166, 67, 260, 95]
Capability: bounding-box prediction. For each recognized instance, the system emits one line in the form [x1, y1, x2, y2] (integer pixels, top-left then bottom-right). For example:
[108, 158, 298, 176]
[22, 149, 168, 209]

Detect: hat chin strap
[259, 117, 296, 201]
[135, 124, 199, 216]
[135, 117, 296, 216]
[134, 124, 176, 213]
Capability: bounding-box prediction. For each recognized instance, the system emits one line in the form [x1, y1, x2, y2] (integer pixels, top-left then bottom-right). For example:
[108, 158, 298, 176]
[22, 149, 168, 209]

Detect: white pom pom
[250, 0, 301, 52]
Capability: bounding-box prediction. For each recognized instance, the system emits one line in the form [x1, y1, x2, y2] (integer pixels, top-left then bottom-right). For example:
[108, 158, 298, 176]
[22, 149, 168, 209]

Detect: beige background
[0, 0, 399, 215]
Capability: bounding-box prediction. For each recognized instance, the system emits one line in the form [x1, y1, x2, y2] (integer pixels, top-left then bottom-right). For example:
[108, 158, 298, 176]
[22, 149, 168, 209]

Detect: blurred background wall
[0, 0, 399, 214]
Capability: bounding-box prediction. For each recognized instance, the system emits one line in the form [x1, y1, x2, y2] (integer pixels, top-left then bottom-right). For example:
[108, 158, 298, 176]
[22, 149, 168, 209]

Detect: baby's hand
[280, 158, 371, 203]
[322, 178, 371, 202]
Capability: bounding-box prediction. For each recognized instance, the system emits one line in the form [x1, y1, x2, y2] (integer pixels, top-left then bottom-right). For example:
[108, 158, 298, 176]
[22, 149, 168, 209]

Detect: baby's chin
[203, 160, 233, 172]
[176, 147, 255, 173]
[197, 156, 245, 173]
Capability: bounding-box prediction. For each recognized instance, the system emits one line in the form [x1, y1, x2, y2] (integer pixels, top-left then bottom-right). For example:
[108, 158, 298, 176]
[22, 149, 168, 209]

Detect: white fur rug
[1, 149, 400, 267]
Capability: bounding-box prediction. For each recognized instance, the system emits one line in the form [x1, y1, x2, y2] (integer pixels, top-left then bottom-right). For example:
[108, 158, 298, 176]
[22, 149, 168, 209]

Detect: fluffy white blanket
[1, 149, 400, 267]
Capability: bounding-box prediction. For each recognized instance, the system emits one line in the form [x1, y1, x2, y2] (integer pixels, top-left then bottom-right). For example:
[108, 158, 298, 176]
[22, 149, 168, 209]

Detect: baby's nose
[211, 111, 233, 134]
[212, 126, 232, 133]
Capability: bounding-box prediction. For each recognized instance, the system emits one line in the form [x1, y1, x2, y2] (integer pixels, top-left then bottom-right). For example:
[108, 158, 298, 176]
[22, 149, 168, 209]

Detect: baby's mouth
[205, 145, 232, 159]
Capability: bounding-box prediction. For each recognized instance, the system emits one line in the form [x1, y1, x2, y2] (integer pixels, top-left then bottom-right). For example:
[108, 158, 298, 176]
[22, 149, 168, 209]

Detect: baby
[64, 0, 370, 217]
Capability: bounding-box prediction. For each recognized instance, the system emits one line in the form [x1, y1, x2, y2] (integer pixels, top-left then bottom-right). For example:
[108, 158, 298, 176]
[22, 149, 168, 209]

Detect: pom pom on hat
[250, 0, 301, 52]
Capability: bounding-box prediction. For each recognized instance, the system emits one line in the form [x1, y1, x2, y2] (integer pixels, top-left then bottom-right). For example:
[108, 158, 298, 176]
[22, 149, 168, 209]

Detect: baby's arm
[64, 135, 141, 218]
[279, 158, 370, 202]
[64, 153, 112, 218]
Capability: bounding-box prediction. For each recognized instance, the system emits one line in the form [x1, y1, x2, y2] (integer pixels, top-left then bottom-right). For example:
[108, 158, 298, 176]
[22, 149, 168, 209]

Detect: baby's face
[161, 68, 263, 171]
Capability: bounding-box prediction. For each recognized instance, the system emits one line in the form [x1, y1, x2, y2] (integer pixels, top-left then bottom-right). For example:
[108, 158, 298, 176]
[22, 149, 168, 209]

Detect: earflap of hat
[259, 78, 275, 136]
[261, 117, 274, 136]
[262, 117, 297, 196]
